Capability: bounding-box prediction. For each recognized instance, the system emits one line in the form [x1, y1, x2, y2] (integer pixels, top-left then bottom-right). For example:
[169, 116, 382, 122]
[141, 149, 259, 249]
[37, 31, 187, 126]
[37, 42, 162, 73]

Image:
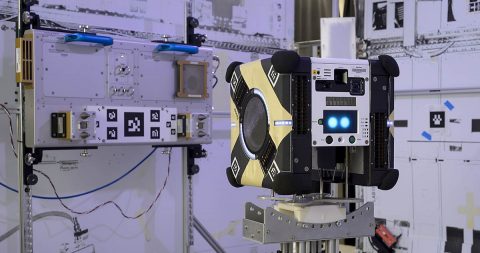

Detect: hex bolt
[24, 153, 36, 166]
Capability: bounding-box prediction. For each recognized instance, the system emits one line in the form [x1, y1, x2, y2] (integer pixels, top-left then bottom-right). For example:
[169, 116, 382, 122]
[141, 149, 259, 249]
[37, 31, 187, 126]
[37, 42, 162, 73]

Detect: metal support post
[17, 82, 28, 253]
[325, 239, 340, 253]
[182, 148, 192, 253]
[193, 216, 226, 253]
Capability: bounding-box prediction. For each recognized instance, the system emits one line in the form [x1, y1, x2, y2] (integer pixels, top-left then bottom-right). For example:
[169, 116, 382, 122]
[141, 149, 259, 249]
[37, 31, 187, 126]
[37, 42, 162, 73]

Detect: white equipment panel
[311, 58, 370, 147]
[21, 29, 213, 148]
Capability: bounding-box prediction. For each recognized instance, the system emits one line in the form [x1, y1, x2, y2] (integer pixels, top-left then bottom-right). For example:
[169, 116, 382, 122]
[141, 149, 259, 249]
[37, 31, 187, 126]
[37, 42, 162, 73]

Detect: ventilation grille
[373, 113, 388, 168]
[233, 77, 248, 109]
[323, 69, 332, 77]
[259, 137, 276, 173]
[16, 38, 33, 83]
[292, 75, 310, 135]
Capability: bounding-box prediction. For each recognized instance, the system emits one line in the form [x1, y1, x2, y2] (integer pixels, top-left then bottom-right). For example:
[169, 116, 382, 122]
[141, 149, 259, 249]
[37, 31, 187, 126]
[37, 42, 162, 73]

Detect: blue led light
[327, 117, 338, 128]
[340, 117, 350, 129]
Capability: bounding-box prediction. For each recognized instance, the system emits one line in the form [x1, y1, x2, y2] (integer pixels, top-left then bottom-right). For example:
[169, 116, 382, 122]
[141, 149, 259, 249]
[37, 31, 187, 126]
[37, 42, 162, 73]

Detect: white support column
[332, 0, 339, 17]
[403, 0, 417, 47]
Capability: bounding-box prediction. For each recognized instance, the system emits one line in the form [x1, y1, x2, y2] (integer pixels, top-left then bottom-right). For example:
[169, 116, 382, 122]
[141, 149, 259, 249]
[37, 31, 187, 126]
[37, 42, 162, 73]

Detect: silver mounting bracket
[243, 202, 375, 244]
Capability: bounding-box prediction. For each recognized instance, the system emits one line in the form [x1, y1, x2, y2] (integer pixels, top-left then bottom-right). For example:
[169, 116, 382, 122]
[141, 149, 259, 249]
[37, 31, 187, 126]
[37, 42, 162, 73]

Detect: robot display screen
[323, 110, 358, 133]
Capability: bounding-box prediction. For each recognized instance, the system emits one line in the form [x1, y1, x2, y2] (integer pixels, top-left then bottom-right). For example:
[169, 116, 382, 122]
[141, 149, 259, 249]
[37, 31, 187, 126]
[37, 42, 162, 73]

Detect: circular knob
[349, 136, 356, 144]
[189, 17, 199, 28]
[326, 136, 333, 144]
[26, 174, 38, 186]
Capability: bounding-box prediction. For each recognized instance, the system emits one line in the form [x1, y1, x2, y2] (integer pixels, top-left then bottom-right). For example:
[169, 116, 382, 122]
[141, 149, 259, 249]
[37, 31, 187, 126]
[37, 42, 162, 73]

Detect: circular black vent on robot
[241, 94, 268, 155]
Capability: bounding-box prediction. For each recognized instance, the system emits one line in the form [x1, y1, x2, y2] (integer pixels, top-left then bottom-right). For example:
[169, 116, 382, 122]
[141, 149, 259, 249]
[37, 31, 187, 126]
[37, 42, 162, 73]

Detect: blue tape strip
[444, 100, 455, 111]
[421, 131, 432, 141]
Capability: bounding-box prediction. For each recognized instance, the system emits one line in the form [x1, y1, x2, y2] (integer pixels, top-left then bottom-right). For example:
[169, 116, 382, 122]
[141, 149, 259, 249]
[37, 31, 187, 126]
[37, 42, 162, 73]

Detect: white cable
[0, 104, 18, 157]
[0, 15, 17, 22]
[402, 47, 422, 58]
[429, 42, 455, 58]
[0, 211, 74, 242]
[403, 41, 455, 58]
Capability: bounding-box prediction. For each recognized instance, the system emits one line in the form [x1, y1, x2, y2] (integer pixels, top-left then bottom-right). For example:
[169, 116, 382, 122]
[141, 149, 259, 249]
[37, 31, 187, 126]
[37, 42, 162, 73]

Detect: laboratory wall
[364, 1, 480, 252]
[0, 1, 293, 252]
[2, 0, 479, 252]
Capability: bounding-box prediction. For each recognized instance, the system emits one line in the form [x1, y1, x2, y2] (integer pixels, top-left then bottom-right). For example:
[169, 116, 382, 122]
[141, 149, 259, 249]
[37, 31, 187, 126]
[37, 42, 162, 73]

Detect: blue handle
[64, 33, 114, 46]
[155, 43, 199, 54]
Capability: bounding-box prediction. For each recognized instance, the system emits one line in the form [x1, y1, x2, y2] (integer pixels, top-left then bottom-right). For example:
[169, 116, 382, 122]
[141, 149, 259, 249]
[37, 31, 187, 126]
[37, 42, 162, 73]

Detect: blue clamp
[64, 33, 114, 46]
[155, 43, 199, 54]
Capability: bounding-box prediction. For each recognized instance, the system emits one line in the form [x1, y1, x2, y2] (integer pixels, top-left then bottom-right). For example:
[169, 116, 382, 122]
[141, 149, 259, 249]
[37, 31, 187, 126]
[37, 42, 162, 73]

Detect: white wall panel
[0, 22, 16, 107]
[411, 160, 442, 239]
[374, 158, 413, 222]
[416, 1, 442, 35]
[412, 58, 440, 91]
[441, 52, 480, 90]
[440, 161, 480, 231]
[393, 95, 412, 159]
[394, 57, 413, 91]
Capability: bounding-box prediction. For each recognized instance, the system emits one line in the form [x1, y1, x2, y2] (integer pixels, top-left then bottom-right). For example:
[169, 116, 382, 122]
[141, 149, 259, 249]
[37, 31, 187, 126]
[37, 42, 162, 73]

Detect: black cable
[33, 148, 172, 219]
[212, 76, 218, 88]
[369, 236, 380, 252]
[212, 55, 220, 89]
[0, 104, 17, 158]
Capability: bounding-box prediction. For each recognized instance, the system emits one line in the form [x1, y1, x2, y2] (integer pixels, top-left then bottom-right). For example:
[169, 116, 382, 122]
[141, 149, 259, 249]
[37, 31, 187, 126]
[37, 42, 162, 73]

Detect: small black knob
[326, 136, 333, 144]
[349, 136, 356, 144]
[26, 174, 38, 186]
[188, 164, 200, 176]
[188, 17, 199, 28]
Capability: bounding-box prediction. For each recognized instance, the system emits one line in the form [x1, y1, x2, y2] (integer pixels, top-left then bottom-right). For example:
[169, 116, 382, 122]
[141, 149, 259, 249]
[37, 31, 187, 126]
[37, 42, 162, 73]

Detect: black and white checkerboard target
[89, 106, 178, 144]
[124, 112, 145, 137]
